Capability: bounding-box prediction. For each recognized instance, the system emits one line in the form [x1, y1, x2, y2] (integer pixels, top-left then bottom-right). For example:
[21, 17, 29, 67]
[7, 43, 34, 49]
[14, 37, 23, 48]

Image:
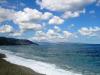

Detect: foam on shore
[0, 49, 82, 75]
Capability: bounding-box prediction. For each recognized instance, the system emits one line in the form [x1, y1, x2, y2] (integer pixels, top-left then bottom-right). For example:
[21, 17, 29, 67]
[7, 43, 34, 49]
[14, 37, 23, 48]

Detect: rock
[0, 53, 6, 58]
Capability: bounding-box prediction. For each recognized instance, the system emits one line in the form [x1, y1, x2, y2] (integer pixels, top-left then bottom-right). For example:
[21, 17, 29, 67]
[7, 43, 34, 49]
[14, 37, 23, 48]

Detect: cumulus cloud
[36, 0, 95, 19]
[78, 26, 100, 36]
[19, 22, 43, 32]
[13, 8, 53, 24]
[0, 6, 77, 42]
[0, 25, 13, 33]
[41, 12, 53, 20]
[0, 7, 53, 34]
[46, 29, 62, 40]
[0, 7, 44, 33]
[0, 7, 15, 22]
[10, 7, 53, 32]
[62, 9, 85, 19]
[49, 16, 64, 25]
[36, 0, 95, 11]
[63, 31, 73, 38]
[31, 27, 76, 42]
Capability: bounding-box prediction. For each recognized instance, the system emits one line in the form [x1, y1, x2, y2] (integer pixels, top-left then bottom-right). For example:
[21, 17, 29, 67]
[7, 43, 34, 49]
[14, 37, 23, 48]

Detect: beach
[0, 53, 45, 75]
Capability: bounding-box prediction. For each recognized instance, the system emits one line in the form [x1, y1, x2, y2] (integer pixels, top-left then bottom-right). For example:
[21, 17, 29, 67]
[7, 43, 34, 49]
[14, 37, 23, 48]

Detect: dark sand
[0, 53, 45, 75]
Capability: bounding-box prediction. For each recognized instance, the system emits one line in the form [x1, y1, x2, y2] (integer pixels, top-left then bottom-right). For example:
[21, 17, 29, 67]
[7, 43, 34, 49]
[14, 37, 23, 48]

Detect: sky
[0, 0, 100, 44]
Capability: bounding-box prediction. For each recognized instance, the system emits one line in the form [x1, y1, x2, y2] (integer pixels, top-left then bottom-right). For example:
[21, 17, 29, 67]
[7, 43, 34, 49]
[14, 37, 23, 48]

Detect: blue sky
[0, 0, 100, 44]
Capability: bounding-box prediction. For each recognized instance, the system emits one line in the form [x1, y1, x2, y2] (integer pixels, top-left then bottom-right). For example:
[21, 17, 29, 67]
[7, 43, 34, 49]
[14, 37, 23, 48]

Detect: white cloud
[13, 8, 53, 24]
[13, 8, 42, 23]
[36, 0, 95, 11]
[62, 9, 85, 19]
[46, 29, 61, 39]
[11, 7, 53, 32]
[24, 8, 42, 20]
[18, 22, 43, 32]
[0, 7, 52, 35]
[0, 7, 44, 34]
[78, 26, 100, 36]
[41, 12, 53, 20]
[0, 7, 44, 33]
[31, 28, 76, 42]
[13, 11, 30, 23]
[49, 16, 64, 25]
[0, 7, 15, 22]
[63, 31, 73, 38]
[0, 6, 77, 42]
[32, 31, 47, 41]
[0, 7, 53, 36]
[37, 0, 95, 19]
[0, 25, 13, 33]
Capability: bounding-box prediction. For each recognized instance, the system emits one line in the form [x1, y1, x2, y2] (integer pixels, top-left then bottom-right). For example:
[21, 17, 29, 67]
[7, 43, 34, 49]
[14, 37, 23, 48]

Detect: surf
[0, 49, 82, 75]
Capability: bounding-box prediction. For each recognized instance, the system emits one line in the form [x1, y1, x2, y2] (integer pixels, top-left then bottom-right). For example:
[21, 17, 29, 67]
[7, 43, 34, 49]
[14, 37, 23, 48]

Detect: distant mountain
[0, 37, 38, 45]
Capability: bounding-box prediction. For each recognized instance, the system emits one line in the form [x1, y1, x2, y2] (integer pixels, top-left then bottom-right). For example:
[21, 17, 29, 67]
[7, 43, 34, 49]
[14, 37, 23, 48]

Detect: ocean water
[0, 43, 100, 75]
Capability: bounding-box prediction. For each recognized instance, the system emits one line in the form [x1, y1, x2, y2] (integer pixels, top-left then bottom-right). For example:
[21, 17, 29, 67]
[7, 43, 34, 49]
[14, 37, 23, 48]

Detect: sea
[0, 43, 100, 75]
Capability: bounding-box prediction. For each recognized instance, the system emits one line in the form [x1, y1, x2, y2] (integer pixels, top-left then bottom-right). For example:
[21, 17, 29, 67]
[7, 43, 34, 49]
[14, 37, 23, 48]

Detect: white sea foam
[0, 49, 82, 75]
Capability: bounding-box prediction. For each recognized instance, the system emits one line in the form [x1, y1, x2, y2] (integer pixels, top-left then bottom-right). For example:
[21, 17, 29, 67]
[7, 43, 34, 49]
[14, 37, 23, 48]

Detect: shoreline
[0, 50, 83, 75]
[0, 53, 45, 75]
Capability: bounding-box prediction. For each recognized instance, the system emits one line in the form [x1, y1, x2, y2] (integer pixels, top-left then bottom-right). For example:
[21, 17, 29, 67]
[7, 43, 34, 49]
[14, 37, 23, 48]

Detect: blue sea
[0, 43, 100, 75]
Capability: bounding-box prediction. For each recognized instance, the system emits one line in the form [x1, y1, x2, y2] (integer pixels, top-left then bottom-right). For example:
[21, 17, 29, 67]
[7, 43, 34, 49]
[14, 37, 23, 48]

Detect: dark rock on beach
[0, 53, 6, 58]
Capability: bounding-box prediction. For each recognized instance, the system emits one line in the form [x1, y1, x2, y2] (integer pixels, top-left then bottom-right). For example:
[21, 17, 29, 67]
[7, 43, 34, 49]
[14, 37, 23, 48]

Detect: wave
[0, 49, 82, 75]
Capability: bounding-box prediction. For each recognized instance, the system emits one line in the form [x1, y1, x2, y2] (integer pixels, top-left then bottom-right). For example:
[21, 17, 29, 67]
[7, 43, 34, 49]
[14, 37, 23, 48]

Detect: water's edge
[0, 49, 82, 75]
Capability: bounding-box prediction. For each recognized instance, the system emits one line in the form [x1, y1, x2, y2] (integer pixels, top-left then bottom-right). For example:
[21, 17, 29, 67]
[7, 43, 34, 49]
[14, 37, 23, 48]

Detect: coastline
[0, 53, 45, 75]
[0, 49, 83, 75]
